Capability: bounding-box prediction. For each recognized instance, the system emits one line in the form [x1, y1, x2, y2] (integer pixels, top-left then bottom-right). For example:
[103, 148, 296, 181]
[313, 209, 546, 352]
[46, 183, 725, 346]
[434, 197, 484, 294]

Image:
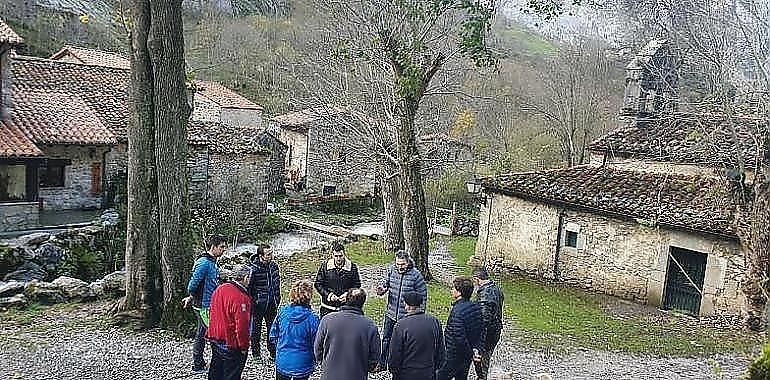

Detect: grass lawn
[444, 236, 764, 356]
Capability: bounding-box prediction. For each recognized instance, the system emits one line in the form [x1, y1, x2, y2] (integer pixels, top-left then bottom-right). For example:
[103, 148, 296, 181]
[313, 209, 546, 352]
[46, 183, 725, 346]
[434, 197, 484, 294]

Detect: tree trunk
[742, 171, 770, 331]
[122, 0, 159, 322]
[395, 98, 431, 280]
[381, 174, 404, 253]
[147, 0, 194, 328]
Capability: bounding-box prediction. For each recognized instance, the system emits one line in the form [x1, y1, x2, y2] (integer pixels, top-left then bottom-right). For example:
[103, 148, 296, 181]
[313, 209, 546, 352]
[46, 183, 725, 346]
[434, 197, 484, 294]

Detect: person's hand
[473, 349, 482, 362]
[374, 285, 387, 296]
[182, 296, 193, 308]
[339, 292, 348, 302]
[328, 293, 338, 302]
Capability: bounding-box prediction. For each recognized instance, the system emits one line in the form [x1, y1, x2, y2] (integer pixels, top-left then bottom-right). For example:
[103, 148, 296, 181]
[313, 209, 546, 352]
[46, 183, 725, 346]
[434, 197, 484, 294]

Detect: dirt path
[0, 241, 752, 379]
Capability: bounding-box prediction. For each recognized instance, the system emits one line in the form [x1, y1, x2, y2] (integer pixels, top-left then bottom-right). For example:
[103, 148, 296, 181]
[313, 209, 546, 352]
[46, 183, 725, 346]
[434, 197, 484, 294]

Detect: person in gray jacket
[314, 288, 381, 380]
[374, 250, 428, 369]
[388, 292, 445, 380]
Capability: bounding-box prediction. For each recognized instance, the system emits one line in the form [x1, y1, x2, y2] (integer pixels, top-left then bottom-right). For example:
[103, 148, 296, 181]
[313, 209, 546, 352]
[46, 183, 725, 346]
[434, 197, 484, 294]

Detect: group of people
[184, 235, 505, 380]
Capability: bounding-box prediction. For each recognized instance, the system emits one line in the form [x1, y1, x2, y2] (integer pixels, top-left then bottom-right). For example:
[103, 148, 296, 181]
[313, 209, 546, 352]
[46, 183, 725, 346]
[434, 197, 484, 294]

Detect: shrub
[747, 342, 770, 380]
[59, 245, 107, 282]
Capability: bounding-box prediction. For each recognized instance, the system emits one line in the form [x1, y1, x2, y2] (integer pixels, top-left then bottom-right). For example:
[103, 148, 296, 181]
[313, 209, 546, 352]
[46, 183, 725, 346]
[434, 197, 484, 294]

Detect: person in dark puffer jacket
[248, 244, 281, 362]
[472, 267, 505, 380]
[374, 250, 427, 369]
[314, 242, 361, 318]
[436, 277, 484, 380]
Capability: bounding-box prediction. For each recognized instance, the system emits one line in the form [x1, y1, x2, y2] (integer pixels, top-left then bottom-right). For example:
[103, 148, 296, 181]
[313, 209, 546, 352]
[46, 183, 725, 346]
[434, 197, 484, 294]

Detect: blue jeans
[208, 343, 247, 380]
[193, 309, 208, 369]
[379, 316, 396, 366]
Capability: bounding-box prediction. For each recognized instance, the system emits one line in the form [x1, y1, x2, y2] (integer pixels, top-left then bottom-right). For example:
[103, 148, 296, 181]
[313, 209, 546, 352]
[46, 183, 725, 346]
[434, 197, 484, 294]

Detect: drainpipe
[554, 209, 564, 280]
[482, 192, 493, 267]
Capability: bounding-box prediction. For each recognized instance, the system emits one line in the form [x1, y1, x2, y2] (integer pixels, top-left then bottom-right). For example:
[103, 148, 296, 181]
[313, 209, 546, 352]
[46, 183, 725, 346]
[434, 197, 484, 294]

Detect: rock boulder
[0, 281, 25, 297]
[24, 280, 66, 305]
[0, 294, 27, 310]
[4, 261, 47, 282]
[52, 276, 94, 300]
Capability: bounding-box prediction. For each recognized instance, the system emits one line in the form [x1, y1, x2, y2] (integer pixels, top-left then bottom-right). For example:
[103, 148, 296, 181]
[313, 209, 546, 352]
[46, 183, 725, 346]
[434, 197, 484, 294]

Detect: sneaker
[191, 364, 207, 374]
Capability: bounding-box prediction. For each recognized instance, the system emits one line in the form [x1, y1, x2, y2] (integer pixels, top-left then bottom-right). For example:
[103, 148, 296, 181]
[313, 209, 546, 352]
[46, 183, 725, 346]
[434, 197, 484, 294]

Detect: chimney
[0, 18, 24, 121]
[621, 39, 678, 119]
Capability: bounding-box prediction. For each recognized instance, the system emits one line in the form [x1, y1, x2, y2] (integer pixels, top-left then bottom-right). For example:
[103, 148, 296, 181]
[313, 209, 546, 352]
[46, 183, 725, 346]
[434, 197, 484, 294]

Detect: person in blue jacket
[269, 279, 320, 380]
[436, 277, 485, 380]
[183, 234, 227, 374]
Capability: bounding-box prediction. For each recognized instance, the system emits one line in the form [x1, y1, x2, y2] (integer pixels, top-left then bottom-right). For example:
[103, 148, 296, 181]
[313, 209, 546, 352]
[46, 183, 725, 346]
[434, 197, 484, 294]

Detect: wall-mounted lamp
[465, 176, 483, 195]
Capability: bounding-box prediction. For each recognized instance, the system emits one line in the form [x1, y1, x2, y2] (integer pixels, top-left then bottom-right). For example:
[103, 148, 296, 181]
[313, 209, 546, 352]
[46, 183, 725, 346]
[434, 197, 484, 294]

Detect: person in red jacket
[206, 265, 253, 380]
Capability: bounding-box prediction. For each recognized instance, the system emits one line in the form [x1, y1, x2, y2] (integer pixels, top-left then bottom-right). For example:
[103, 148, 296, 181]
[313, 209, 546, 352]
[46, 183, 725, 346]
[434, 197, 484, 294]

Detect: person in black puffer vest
[314, 242, 361, 318]
[472, 267, 504, 380]
[436, 277, 484, 380]
[248, 244, 281, 362]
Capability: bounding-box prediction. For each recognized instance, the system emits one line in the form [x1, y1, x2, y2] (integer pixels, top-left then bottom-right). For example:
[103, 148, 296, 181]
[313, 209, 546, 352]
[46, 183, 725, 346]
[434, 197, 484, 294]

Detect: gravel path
[0, 241, 753, 380]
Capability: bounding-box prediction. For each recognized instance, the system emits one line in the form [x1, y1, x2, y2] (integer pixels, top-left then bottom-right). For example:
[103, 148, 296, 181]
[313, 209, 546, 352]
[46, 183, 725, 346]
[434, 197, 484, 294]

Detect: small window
[322, 184, 336, 196]
[39, 160, 68, 188]
[565, 231, 579, 248]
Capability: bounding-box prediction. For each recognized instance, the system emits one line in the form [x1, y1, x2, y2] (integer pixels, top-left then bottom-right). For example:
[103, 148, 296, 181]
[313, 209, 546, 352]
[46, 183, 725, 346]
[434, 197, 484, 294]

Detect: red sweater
[206, 282, 252, 350]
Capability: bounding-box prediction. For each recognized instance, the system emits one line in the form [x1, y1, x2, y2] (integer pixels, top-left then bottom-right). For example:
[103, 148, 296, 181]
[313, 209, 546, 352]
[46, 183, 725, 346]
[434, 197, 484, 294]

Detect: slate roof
[194, 80, 263, 110]
[11, 56, 129, 143]
[0, 19, 23, 46]
[272, 106, 350, 130]
[482, 165, 735, 238]
[188, 120, 271, 155]
[0, 120, 43, 157]
[589, 114, 769, 169]
[50, 45, 130, 69]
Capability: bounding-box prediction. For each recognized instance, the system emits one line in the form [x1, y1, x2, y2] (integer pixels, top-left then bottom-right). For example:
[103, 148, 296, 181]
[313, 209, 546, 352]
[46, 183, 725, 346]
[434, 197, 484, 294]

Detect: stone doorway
[662, 247, 707, 315]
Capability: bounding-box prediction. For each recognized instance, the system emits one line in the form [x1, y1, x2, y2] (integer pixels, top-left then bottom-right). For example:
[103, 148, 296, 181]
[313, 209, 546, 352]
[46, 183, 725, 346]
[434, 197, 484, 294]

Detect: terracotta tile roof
[10, 89, 116, 145]
[194, 80, 263, 110]
[482, 165, 735, 237]
[272, 106, 353, 130]
[50, 45, 130, 69]
[0, 18, 23, 46]
[0, 120, 43, 157]
[11, 56, 130, 142]
[188, 120, 271, 155]
[589, 114, 769, 169]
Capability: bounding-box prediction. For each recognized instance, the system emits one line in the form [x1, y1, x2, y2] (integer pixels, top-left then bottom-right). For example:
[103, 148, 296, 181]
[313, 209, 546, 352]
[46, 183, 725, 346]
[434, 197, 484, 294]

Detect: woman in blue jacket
[270, 279, 320, 380]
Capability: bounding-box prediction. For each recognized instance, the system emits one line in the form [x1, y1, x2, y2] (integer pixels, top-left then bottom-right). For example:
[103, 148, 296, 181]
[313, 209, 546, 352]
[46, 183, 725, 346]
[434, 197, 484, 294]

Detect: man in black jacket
[248, 244, 281, 362]
[436, 277, 484, 380]
[388, 292, 445, 380]
[314, 242, 361, 318]
[472, 267, 504, 380]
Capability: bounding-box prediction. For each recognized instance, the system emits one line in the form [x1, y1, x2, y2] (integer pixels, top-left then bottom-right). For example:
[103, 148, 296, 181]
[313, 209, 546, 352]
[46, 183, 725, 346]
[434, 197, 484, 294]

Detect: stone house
[473, 39, 763, 317]
[272, 107, 473, 197]
[0, 20, 285, 231]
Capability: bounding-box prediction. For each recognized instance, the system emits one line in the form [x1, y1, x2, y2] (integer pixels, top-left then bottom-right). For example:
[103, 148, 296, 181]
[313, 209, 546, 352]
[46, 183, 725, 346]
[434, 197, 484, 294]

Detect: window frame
[39, 159, 70, 188]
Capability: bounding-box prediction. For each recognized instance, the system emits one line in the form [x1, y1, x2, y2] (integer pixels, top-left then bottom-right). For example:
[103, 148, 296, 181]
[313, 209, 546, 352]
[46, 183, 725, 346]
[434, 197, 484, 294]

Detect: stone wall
[1, 45, 11, 120]
[38, 145, 109, 211]
[306, 124, 377, 195]
[0, 202, 38, 232]
[205, 152, 271, 218]
[191, 94, 221, 122]
[278, 128, 308, 178]
[187, 145, 209, 208]
[474, 193, 746, 316]
[104, 143, 127, 181]
[591, 150, 723, 178]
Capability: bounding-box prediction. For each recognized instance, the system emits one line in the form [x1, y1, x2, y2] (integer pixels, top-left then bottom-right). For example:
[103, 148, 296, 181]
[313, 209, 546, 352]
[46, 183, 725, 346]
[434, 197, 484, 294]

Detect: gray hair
[231, 264, 252, 281]
[472, 267, 489, 280]
[395, 250, 410, 261]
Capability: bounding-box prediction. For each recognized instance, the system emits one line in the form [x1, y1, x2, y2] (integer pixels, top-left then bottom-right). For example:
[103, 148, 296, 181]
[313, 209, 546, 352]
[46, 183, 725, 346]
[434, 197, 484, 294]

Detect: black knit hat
[402, 292, 423, 307]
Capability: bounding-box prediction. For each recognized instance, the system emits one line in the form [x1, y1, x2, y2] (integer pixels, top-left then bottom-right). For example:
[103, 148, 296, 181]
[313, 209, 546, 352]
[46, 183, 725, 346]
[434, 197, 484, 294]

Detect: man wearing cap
[472, 267, 505, 380]
[388, 292, 445, 380]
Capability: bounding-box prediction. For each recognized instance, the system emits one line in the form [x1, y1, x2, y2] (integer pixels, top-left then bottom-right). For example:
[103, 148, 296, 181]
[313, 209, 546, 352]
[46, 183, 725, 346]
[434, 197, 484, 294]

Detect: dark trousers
[276, 373, 310, 380]
[208, 343, 246, 380]
[251, 302, 278, 358]
[435, 352, 472, 380]
[474, 327, 502, 380]
[379, 316, 397, 366]
[192, 310, 208, 369]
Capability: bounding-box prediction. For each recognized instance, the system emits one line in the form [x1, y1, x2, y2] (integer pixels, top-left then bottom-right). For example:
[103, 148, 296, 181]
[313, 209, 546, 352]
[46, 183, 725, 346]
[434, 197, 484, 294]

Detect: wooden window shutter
[91, 162, 102, 195]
